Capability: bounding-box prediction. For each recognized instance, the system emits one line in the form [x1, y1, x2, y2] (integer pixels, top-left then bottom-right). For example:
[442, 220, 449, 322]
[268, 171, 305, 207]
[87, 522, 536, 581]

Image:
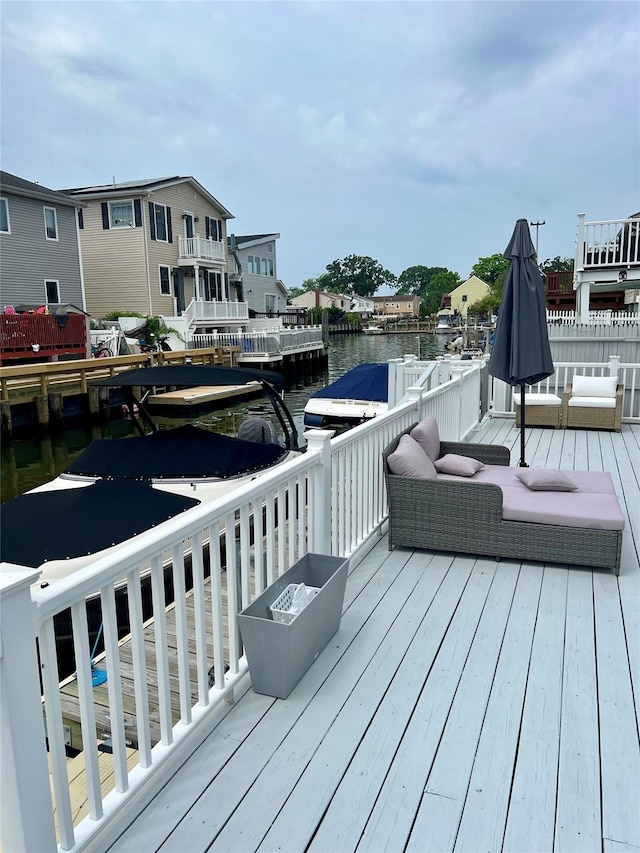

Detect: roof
[59, 176, 234, 218]
[0, 170, 85, 208]
[231, 234, 280, 247]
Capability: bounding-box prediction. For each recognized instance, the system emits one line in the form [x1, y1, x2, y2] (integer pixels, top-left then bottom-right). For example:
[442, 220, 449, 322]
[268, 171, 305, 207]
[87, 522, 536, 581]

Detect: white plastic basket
[270, 583, 320, 624]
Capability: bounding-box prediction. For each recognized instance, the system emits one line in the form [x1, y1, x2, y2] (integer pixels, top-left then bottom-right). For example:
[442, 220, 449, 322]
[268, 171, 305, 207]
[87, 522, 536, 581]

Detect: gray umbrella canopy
[488, 219, 553, 466]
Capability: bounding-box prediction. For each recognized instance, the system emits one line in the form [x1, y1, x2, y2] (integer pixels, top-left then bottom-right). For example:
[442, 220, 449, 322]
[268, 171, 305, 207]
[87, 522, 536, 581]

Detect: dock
[147, 381, 262, 411]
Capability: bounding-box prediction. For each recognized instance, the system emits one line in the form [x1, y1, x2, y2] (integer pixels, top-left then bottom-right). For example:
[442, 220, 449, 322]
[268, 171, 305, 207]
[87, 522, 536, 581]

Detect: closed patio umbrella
[488, 219, 553, 466]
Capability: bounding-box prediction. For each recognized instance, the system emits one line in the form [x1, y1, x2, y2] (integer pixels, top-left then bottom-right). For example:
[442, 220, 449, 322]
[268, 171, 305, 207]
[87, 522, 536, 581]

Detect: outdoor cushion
[515, 469, 577, 491]
[499, 485, 625, 530]
[571, 375, 618, 397]
[568, 396, 616, 408]
[387, 434, 437, 479]
[513, 392, 561, 406]
[410, 416, 440, 462]
[434, 454, 484, 477]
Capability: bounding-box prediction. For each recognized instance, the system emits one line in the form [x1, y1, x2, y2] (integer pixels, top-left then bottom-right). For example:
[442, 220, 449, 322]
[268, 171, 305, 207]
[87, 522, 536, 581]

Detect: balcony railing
[183, 299, 249, 322]
[178, 235, 226, 263]
[576, 215, 640, 270]
[190, 327, 325, 358]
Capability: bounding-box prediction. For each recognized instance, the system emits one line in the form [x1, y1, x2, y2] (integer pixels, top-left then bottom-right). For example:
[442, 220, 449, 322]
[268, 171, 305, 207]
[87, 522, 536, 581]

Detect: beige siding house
[289, 290, 351, 311]
[372, 295, 421, 318]
[439, 275, 490, 319]
[62, 177, 241, 328]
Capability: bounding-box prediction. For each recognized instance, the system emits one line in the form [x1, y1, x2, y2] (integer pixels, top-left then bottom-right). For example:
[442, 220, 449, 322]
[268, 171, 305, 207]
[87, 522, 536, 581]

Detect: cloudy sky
[2, 1, 638, 292]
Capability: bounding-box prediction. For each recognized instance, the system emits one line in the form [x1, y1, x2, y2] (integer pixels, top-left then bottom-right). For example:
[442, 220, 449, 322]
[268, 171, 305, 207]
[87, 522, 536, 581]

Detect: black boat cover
[96, 365, 285, 390]
[312, 363, 388, 402]
[0, 480, 200, 568]
[64, 424, 287, 480]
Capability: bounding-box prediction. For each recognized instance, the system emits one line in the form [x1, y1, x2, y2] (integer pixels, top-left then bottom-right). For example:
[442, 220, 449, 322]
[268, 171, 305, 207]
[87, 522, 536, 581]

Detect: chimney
[315, 288, 320, 308]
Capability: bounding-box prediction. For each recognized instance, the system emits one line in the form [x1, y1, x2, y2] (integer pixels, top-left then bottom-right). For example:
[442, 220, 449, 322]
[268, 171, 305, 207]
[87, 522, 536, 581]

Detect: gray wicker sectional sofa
[383, 420, 624, 575]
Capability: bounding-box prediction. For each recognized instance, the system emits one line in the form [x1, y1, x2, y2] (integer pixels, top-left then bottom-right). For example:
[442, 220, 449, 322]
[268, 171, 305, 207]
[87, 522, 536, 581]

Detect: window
[268, 259, 274, 276]
[44, 207, 58, 240]
[0, 198, 10, 233]
[267, 243, 273, 253]
[110, 200, 134, 228]
[183, 212, 194, 239]
[45, 280, 60, 304]
[206, 216, 223, 241]
[462, 294, 468, 303]
[247, 255, 255, 274]
[204, 270, 223, 301]
[159, 265, 171, 296]
[153, 203, 168, 241]
[261, 258, 268, 275]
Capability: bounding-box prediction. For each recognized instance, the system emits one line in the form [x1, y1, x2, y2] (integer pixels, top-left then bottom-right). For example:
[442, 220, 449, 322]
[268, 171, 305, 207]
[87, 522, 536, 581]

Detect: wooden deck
[109, 420, 640, 853]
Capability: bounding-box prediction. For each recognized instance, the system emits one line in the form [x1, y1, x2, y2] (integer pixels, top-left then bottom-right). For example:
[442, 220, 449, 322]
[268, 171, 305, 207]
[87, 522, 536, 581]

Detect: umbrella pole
[519, 384, 528, 467]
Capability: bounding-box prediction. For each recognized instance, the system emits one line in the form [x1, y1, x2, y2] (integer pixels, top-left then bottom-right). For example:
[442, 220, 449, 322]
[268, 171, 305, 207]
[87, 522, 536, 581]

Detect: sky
[2, 1, 639, 294]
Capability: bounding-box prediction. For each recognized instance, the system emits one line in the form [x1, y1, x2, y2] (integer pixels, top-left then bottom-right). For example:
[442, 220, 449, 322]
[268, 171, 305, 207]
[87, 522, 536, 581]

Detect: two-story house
[0, 171, 89, 363]
[1, 171, 86, 310]
[372, 294, 421, 318]
[289, 290, 351, 312]
[438, 275, 490, 321]
[350, 295, 376, 318]
[228, 234, 288, 315]
[61, 176, 247, 334]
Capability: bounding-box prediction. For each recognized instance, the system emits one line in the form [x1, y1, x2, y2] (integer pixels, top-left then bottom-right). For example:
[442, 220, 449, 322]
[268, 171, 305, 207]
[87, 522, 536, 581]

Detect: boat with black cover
[303, 362, 389, 429]
[1, 365, 302, 583]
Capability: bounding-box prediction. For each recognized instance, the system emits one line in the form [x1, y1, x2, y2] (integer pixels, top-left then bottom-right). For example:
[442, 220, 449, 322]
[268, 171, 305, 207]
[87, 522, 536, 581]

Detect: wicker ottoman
[514, 392, 562, 429]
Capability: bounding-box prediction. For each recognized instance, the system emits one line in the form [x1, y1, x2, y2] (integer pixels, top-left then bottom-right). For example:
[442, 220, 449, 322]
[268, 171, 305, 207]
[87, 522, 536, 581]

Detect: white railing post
[0, 566, 56, 853]
[576, 213, 586, 272]
[406, 386, 422, 420]
[304, 430, 334, 554]
[609, 355, 621, 379]
[387, 359, 403, 408]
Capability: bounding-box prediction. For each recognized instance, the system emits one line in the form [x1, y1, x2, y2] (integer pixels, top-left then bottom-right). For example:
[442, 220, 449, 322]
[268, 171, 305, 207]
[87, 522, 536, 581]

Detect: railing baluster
[101, 584, 129, 792]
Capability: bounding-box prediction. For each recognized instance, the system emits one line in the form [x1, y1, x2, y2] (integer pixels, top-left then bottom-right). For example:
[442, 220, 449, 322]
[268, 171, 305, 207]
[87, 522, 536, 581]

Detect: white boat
[362, 324, 384, 335]
[1, 365, 303, 586]
[304, 363, 389, 429]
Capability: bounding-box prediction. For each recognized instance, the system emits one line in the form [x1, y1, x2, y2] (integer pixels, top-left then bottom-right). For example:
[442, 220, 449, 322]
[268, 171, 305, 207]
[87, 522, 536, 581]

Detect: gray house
[229, 233, 288, 315]
[0, 171, 86, 310]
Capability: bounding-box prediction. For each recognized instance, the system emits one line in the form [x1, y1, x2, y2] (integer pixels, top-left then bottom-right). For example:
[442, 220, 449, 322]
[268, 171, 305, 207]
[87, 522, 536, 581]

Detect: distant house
[371, 295, 421, 318]
[289, 290, 351, 312]
[61, 176, 244, 332]
[350, 295, 375, 317]
[438, 276, 490, 320]
[228, 234, 288, 315]
[0, 170, 86, 310]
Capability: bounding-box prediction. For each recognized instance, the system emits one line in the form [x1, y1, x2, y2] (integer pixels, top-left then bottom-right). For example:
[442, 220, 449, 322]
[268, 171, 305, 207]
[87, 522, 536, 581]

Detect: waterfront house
[573, 212, 640, 322]
[0, 171, 86, 311]
[438, 275, 490, 321]
[372, 294, 421, 318]
[350, 294, 376, 318]
[228, 233, 288, 315]
[289, 289, 352, 312]
[61, 177, 246, 334]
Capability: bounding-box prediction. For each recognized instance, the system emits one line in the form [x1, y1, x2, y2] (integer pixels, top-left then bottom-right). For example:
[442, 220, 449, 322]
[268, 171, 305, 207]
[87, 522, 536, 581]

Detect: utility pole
[530, 220, 545, 257]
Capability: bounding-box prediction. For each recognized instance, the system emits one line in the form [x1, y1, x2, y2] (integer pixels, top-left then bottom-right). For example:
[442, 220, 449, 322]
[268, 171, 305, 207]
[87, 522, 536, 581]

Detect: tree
[397, 265, 460, 315]
[287, 275, 329, 300]
[323, 255, 396, 298]
[470, 254, 510, 305]
[539, 256, 574, 274]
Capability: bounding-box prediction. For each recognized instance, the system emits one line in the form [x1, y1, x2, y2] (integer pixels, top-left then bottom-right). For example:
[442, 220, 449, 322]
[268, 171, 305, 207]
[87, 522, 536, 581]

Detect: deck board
[109, 420, 640, 853]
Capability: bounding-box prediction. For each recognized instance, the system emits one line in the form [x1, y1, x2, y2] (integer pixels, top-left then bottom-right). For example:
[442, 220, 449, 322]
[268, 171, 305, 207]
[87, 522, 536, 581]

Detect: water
[1, 332, 448, 501]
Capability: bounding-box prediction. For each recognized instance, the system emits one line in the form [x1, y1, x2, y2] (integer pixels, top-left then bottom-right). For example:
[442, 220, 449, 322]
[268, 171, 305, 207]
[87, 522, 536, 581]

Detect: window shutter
[134, 199, 142, 227]
[101, 203, 109, 230]
[78, 209, 84, 229]
[149, 202, 156, 240]
[166, 207, 173, 243]
[205, 216, 211, 239]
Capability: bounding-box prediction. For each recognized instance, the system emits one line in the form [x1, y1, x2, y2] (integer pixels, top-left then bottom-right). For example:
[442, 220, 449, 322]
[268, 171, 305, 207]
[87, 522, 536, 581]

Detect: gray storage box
[237, 553, 348, 699]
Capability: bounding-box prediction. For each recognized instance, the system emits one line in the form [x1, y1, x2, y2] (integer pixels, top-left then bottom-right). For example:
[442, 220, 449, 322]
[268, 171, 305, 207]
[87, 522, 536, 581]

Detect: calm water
[1, 333, 448, 501]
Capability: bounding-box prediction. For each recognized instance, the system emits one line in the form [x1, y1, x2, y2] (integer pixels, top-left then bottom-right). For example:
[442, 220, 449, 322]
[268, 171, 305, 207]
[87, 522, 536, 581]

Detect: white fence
[547, 310, 640, 326]
[576, 215, 640, 269]
[190, 327, 325, 358]
[183, 299, 249, 323]
[177, 236, 226, 263]
[0, 364, 484, 853]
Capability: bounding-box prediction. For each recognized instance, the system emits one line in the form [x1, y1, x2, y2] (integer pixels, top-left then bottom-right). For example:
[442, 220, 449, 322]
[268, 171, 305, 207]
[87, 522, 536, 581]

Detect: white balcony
[178, 235, 226, 263]
[577, 215, 640, 271]
[183, 298, 249, 323]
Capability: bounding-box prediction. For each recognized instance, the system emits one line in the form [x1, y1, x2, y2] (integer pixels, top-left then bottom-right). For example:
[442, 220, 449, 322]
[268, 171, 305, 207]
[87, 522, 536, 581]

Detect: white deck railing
[190, 327, 325, 358]
[0, 361, 484, 853]
[547, 310, 640, 326]
[177, 235, 226, 263]
[183, 299, 249, 323]
[576, 214, 640, 270]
